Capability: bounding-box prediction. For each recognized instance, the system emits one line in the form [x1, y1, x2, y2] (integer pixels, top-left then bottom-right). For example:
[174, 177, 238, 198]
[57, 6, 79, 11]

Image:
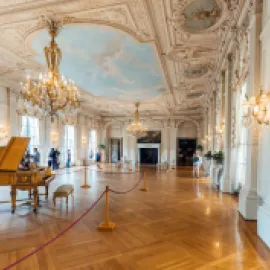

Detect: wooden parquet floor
[0, 167, 269, 270]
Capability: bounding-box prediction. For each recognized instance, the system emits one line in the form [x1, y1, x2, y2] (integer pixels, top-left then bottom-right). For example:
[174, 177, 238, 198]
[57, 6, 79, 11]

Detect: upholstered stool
[53, 184, 74, 208]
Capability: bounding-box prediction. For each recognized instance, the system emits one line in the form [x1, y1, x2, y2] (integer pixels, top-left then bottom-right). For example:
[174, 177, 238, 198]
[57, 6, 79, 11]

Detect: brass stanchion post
[140, 172, 148, 192]
[98, 186, 115, 231]
[81, 167, 91, 189]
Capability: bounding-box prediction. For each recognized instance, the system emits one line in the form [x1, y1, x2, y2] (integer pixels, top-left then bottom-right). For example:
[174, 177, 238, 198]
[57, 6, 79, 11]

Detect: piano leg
[10, 187, 16, 214]
[33, 187, 38, 213]
[28, 189, 32, 199]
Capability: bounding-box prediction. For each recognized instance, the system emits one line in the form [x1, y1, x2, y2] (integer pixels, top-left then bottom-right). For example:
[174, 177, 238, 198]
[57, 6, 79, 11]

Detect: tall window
[21, 116, 39, 154]
[64, 125, 75, 164]
[88, 130, 97, 161]
[236, 83, 248, 188]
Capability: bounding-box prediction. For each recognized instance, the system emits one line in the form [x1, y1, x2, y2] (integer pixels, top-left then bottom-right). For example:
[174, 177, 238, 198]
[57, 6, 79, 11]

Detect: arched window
[21, 116, 39, 154]
[88, 129, 97, 161]
[236, 83, 248, 189]
[64, 125, 75, 164]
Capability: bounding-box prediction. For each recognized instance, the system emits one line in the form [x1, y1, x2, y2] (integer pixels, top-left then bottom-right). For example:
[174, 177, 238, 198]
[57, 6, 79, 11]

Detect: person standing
[48, 148, 54, 168]
[24, 150, 31, 168]
[96, 149, 101, 168]
[66, 149, 71, 168]
[193, 151, 202, 178]
[33, 148, 40, 166]
[55, 148, 60, 169]
[52, 148, 58, 170]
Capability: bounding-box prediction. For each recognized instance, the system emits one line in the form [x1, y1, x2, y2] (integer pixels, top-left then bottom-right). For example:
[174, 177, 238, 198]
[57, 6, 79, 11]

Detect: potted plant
[98, 144, 106, 150]
[204, 151, 212, 160]
[97, 144, 106, 163]
[212, 151, 224, 165]
[196, 144, 203, 152]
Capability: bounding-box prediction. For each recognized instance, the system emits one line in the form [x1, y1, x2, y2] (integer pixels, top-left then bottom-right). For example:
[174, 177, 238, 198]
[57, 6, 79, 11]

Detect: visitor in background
[32, 148, 40, 166]
[89, 150, 93, 160]
[55, 148, 60, 169]
[66, 149, 71, 168]
[24, 150, 31, 169]
[96, 149, 101, 168]
[48, 148, 54, 168]
[52, 148, 58, 170]
[193, 150, 202, 178]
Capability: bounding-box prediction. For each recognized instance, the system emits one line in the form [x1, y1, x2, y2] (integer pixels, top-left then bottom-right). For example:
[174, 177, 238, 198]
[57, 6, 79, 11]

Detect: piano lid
[0, 137, 30, 171]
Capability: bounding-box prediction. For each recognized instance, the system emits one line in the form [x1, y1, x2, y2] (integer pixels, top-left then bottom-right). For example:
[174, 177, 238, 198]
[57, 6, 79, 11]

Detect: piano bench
[53, 184, 74, 208]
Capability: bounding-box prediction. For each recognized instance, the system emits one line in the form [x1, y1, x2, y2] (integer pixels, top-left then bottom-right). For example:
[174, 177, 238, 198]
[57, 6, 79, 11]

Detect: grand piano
[0, 137, 55, 213]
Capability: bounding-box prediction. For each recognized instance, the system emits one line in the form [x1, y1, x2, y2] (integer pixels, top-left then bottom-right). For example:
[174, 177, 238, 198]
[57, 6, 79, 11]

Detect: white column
[220, 71, 226, 151]
[76, 115, 87, 165]
[221, 54, 233, 193]
[123, 127, 128, 162]
[161, 120, 168, 162]
[203, 108, 208, 151]
[169, 119, 177, 168]
[257, 0, 270, 248]
[167, 119, 171, 166]
[212, 92, 217, 151]
[239, 7, 262, 220]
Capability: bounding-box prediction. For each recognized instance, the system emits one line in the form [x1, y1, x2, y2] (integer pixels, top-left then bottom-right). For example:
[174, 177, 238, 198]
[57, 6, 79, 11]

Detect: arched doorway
[176, 121, 198, 166]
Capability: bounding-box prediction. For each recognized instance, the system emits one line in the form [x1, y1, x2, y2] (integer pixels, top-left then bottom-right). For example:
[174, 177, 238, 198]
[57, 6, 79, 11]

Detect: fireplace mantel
[137, 143, 160, 164]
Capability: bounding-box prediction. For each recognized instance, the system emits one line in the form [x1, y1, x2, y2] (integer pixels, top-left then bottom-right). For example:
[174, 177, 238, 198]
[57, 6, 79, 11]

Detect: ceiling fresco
[0, 0, 241, 120]
[183, 0, 221, 31]
[31, 24, 166, 101]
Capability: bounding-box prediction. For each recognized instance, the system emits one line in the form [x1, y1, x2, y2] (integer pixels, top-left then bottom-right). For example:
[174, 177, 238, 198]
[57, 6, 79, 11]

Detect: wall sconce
[0, 126, 8, 141]
[51, 132, 59, 144]
[82, 137, 87, 145]
[216, 120, 225, 137]
[242, 89, 270, 127]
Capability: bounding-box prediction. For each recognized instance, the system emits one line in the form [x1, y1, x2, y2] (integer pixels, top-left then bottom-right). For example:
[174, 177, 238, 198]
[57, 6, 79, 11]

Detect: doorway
[140, 148, 158, 165]
[110, 138, 122, 163]
[177, 138, 197, 166]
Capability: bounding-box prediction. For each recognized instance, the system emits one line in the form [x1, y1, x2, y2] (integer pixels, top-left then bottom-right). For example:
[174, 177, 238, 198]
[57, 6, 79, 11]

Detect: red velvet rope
[4, 172, 144, 269]
[4, 190, 106, 270]
[109, 174, 143, 194]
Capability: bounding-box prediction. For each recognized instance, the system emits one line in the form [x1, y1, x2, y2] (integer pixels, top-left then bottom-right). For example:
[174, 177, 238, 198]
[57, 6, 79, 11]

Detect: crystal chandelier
[18, 20, 80, 121]
[126, 103, 147, 137]
[242, 89, 270, 127]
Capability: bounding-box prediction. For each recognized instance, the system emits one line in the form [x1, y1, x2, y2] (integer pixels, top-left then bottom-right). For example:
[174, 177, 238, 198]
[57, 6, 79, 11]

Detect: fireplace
[138, 143, 160, 165]
[139, 148, 158, 165]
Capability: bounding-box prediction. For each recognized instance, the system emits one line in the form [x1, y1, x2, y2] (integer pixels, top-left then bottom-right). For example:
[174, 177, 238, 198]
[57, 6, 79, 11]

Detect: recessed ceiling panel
[31, 24, 166, 101]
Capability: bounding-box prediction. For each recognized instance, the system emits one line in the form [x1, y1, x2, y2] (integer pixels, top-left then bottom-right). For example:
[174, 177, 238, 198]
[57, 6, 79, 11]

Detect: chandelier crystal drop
[126, 103, 147, 137]
[18, 20, 80, 121]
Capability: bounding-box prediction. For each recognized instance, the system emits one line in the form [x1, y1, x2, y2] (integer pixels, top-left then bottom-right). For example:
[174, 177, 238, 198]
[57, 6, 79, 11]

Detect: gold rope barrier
[140, 172, 148, 192]
[81, 167, 91, 189]
[98, 186, 116, 231]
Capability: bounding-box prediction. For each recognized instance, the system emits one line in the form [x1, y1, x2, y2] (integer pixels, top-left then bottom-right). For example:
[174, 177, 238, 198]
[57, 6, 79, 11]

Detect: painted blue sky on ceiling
[31, 24, 166, 101]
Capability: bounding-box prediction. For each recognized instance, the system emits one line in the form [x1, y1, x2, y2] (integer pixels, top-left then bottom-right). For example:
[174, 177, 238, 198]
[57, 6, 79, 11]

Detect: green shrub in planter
[196, 144, 203, 152]
[204, 151, 212, 160]
[212, 151, 224, 164]
[98, 144, 106, 150]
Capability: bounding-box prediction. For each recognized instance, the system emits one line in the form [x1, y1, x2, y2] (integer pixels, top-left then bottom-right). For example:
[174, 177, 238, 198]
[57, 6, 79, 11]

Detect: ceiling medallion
[18, 19, 80, 121]
[170, 0, 223, 33]
[126, 103, 147, 137]
[183, 0, 222, 32]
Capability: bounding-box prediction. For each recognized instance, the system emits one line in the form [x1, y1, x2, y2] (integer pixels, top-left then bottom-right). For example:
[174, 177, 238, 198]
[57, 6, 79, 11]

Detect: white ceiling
[0, 0, 234, 121]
